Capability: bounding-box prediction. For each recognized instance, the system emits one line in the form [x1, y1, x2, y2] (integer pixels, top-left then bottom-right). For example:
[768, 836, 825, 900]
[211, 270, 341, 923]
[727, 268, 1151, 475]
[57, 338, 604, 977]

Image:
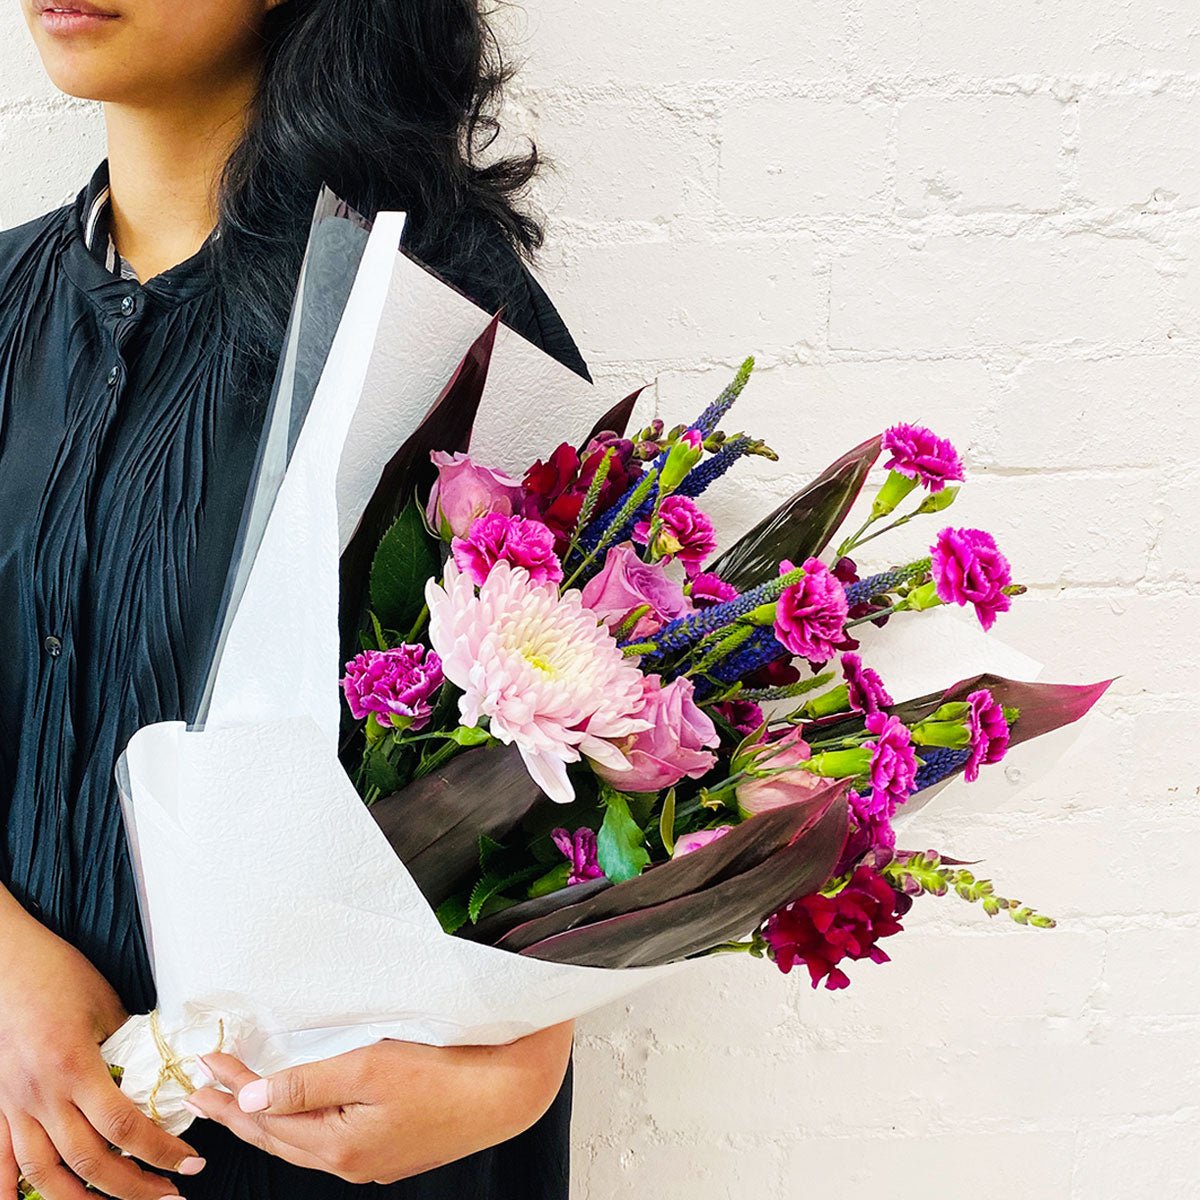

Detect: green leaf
[528, 861, 572, 899]
[451, 725, 494, 747]
[369, 610, 389, 651]
[436, 894, 471, 935]
[659, 787, 678, 857]
[597, 789, 652, 884]
[369, 500, 439, 637]
[469, 865, 546, 924]
[364, 742, 402, 795]
[478, 834, 506, 870]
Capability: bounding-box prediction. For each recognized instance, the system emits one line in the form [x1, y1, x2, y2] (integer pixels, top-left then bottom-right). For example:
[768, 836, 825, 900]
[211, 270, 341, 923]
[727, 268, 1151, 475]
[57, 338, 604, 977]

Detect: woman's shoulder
[402, 213, 592, 384]
[0, 205, 70, 283]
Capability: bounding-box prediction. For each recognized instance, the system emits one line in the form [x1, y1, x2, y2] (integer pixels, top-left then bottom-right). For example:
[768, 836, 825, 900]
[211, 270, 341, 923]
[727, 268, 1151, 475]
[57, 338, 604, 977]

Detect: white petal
[520, 747, 576, 804]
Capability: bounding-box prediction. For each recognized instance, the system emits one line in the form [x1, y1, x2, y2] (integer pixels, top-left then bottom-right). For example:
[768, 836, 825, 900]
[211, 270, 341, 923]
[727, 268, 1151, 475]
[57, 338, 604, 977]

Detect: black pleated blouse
[0, 159, 588, 1199]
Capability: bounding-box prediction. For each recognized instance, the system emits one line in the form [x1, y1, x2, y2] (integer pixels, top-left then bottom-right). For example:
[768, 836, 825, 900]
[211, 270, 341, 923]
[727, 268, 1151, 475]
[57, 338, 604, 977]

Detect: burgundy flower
[341, 645, 444, 732]
[689, 571, 739, 609]
[863, 711, 918, 814]
[634, 495, 717, 576]
[746, 658, 801, 689]
[964, 688, 1010, 783]
[831, 556, 892, 644]
[774, 558, 849, 664]
[762, 866, 905, 990]
[452, 513, 563, 587]
[523, 440, 643, 553]
[931, 526, 1013, 632]
[713, 699, 766, 737]
[551, 827, 605, 886]
[841, 652, 893, 716]
[882, 423, 965, 493]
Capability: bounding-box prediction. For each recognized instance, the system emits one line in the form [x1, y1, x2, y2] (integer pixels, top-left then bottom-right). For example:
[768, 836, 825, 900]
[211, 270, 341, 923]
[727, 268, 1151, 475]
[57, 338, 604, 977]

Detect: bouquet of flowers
[98, 192, 1108, 1136]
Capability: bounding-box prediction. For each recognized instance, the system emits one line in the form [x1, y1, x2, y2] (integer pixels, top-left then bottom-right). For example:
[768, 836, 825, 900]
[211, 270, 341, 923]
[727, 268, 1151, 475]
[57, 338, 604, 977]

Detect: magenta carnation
[634, 495, 717, 576]
[689, 571, 739, 609]
[774, 557, 850, 664]
[762, 866, 905, 990]
[882, 423, 965, 492]
[551, 827, 605, 886]
[452, 512, 563, 587]
[931, 526, 1013, 632]
[341, 644, 444, 732]
[863, 711, 918, 814]
[841, 652, 893, 716]
[964, 688, 1010, 783]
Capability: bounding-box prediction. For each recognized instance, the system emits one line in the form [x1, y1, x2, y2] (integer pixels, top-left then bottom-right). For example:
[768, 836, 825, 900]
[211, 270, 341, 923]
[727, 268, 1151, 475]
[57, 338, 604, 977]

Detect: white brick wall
[4, 2, 1198, 1197]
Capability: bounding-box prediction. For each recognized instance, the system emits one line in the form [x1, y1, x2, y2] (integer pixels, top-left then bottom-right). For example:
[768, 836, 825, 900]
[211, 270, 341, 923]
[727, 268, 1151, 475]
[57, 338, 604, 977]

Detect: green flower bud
[871, 469, 919, 518]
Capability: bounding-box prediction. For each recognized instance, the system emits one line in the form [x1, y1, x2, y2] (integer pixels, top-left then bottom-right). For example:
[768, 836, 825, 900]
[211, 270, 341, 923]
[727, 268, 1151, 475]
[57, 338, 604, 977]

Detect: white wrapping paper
[102, 213, 678, 1134]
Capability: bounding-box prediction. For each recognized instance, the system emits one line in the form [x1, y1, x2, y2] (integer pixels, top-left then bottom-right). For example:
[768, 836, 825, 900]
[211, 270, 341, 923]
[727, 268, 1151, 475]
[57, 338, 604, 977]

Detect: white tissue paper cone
[102, 212, 680, 1134]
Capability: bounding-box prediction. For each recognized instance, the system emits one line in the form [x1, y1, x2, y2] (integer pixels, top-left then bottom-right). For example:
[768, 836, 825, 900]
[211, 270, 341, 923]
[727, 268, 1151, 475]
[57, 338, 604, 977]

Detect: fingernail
[178, 1156, 206, 1175]
[159, 1195, 186, 1199]
[195, 1056, 216, 1082]
[182, 1099, 205, 1118]
[238, 1079, 271, 1113]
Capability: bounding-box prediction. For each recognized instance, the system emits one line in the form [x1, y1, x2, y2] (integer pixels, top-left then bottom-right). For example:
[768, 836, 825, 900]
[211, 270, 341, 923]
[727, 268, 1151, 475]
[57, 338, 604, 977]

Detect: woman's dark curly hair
[209, 0, 543, 389]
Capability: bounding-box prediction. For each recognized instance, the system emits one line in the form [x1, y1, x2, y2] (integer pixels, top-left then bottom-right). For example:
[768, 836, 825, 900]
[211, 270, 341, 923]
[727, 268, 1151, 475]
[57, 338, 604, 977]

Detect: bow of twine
[146, 1010, 226, 1124]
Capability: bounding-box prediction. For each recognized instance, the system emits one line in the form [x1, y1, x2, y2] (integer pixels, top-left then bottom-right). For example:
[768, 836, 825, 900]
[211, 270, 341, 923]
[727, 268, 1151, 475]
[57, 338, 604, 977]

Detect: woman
[0, 2, 586, 1198]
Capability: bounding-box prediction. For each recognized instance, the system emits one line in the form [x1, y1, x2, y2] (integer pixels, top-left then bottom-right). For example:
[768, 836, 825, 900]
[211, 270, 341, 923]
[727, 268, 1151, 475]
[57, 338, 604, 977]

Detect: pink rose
[594, 675, 718, 793]
[672, 826, 734, 859]
[581, 543, 691, 640]
[426, 450, 525, 540]
[737, 728, 829, 817]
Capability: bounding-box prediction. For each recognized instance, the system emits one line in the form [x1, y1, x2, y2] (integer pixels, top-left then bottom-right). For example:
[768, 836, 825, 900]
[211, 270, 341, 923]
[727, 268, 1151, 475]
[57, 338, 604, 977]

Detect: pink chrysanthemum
[931, 526, 1013, 632]
[841, 652, 893, 716]
[774, 558, 850, 664]
[452, 512, 563, 587]
[964, 688, 1010, 783]
[863, 711, 918, 815]
[882, 423, 965, 493]
[426, 561, 650, 804]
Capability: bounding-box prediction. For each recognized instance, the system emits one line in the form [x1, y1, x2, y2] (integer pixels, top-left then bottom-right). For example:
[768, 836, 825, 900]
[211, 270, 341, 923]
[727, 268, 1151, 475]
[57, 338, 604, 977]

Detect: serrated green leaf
[469, 865, 546, 923]
[478, 834, 505, 870]
[369, 500, 439, 637]
[369, 610, 389, 651]
[364, 742, 402, 795]
[597, 789, 651, 884]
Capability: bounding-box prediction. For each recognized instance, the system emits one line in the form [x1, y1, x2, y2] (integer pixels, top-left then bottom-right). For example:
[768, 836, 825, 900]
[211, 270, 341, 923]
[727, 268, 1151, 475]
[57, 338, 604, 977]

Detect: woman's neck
[102, 77, 258, 282]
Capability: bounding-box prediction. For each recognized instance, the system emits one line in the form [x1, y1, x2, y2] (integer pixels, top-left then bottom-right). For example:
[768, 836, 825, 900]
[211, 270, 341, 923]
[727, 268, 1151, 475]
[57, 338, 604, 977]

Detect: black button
[120, 295, 136, 316]
[107, 365, 120, 387]
[43, 635, 62, 657]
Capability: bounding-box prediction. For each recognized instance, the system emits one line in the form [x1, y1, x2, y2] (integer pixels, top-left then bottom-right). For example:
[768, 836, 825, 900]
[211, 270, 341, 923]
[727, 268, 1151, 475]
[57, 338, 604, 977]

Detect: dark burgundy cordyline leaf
[370, 741, 542, 908]
[485, 781, 849, 954]
[709, 434, 883, 593]
[339, 312, 503, 663]
[583, 385, 647, 445]
[466, 876, 615, 944]
[516, 792, 849, 969]
[888, 673, 1113, 750]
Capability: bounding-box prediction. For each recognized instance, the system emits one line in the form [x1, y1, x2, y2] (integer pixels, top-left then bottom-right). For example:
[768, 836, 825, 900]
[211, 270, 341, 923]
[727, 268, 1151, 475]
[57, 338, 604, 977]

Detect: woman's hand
[0, 887, 205, 1200]
[185, 1021, 575, 1184]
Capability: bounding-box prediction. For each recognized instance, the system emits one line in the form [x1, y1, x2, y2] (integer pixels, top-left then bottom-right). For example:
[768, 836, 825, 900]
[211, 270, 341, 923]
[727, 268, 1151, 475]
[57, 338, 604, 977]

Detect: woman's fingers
[184, 1087, 331, 1173]
[8, 1115, 90, 1200]
[74, 1059, 203, 1175]
[222, 1052, 365, 1117]
[43, 1106, 186, 1200]
[0, 1114, 19, 1198]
